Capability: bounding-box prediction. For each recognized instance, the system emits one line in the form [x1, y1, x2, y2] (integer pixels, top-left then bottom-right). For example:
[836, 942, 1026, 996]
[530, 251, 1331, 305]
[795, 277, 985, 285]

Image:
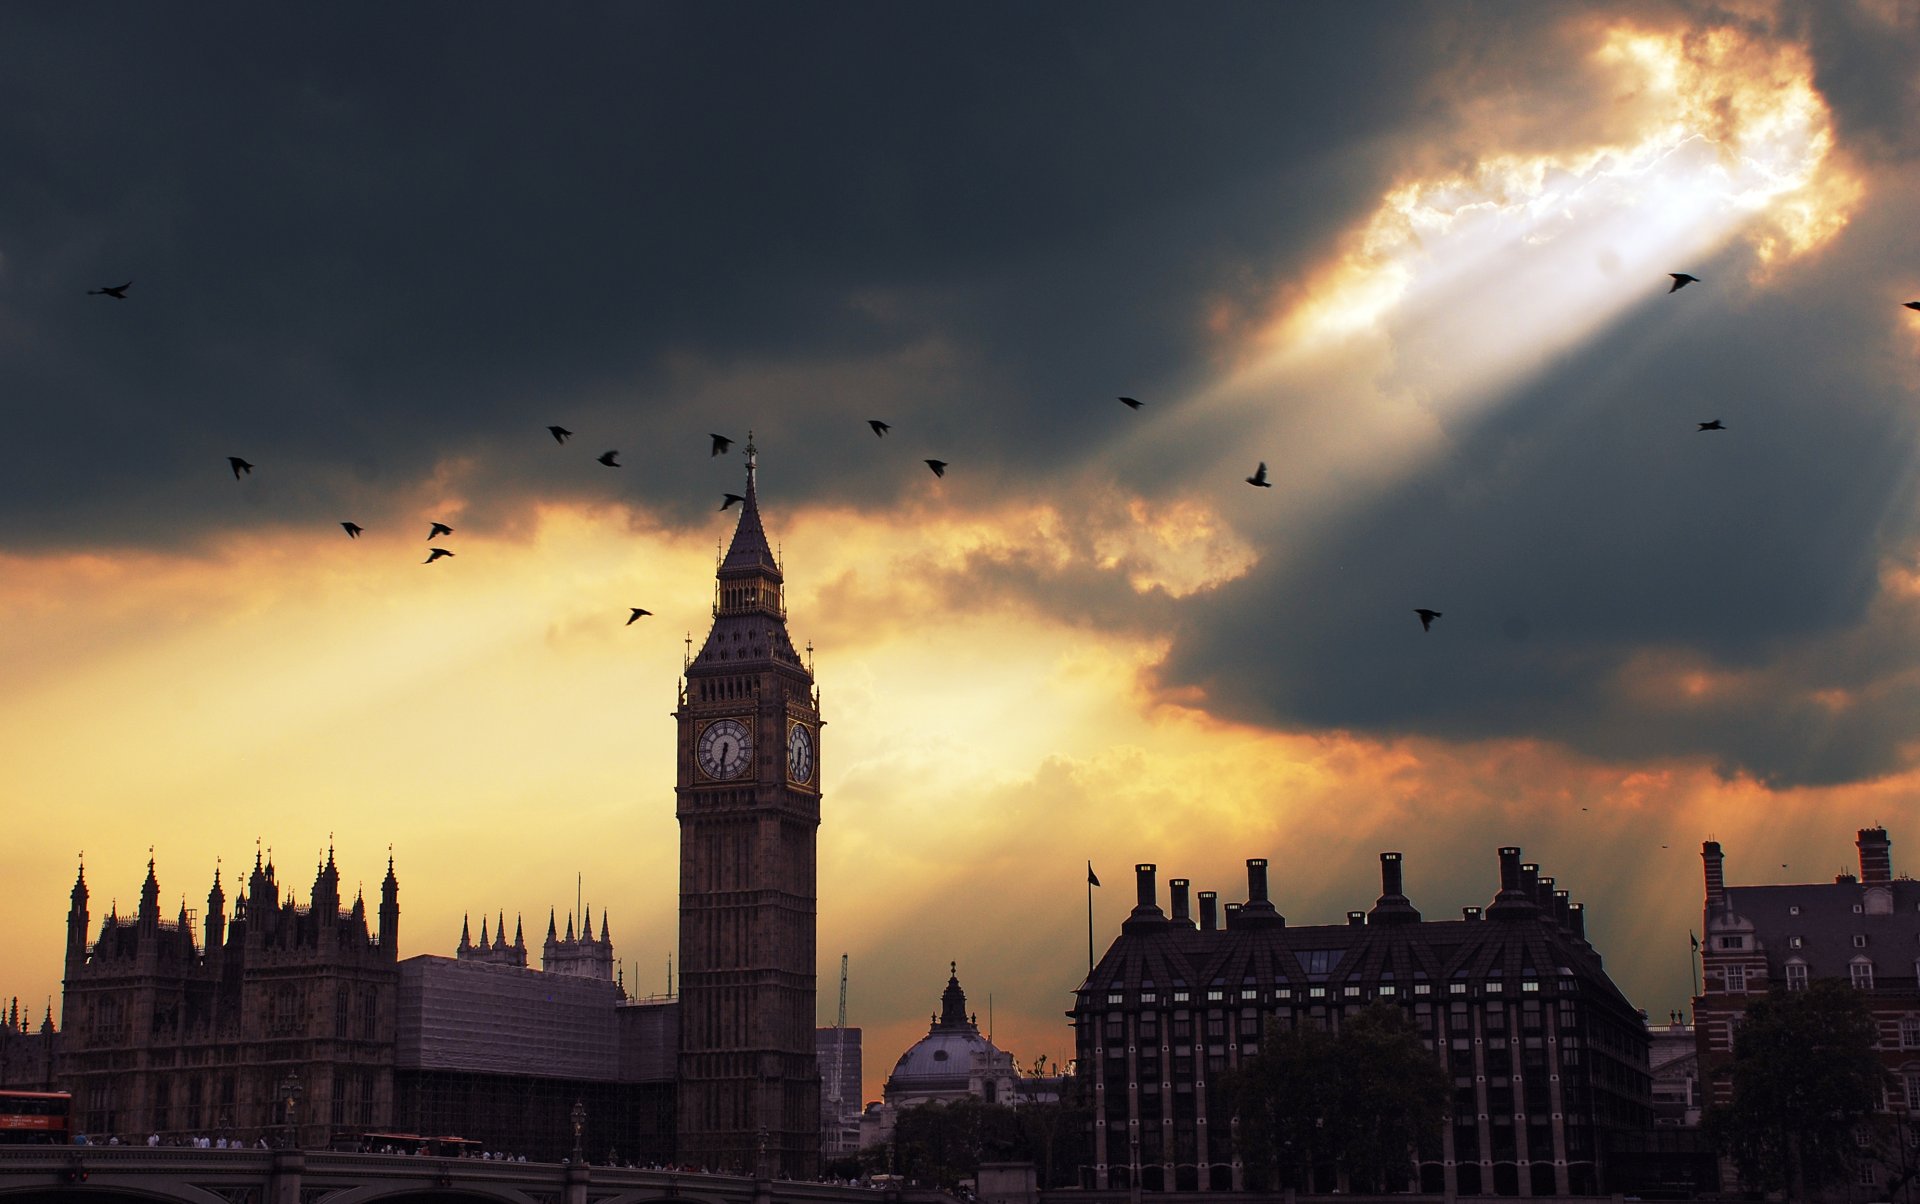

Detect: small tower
[378, 854, 400, 960]
[64, 859, 89, 976]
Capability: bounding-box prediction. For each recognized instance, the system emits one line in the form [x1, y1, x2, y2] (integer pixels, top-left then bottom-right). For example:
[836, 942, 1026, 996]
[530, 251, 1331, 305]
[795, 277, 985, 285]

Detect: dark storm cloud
[1153, 188, 1920, 788]
[0, 2, 1483, 549]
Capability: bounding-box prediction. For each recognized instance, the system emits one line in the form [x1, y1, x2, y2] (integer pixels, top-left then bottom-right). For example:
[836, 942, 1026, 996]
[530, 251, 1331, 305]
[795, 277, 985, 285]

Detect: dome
[881, 963, 1007, 1104]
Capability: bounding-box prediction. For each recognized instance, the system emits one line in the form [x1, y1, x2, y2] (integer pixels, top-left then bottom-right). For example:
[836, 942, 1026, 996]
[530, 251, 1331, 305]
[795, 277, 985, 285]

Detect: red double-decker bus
[0, 1091, 74, 1144]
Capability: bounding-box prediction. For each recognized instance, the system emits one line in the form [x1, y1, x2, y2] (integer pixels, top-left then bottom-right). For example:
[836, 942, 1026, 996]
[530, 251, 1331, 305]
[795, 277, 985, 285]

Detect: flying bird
[88, 281, 131, 299]
[1905, 301, 1920, 312]
[597, 450, 620, 467]
[1118, 396, 1143, 410]
[868, 420, 890, 437]
[925, 459, 947, 478]
[710, 433, 733, 457]
[627, 608, 653, 625]
[428, 522, 453, 539]
[228, 457, 254, 479]
[424, 548, 455, 564]
[341, 522, 363, 539]
[548, 425, 572, 444]
[1698, 420, 1725, 431]
[1245, 462, 1271, 487]
[720, 493, 745, 511]
[1414, 608, 1442, 631]
[1668, 273, 1700, 292]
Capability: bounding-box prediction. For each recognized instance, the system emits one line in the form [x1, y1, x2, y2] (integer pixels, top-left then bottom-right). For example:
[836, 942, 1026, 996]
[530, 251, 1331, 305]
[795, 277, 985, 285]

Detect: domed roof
[883, 963, 1005, 1100]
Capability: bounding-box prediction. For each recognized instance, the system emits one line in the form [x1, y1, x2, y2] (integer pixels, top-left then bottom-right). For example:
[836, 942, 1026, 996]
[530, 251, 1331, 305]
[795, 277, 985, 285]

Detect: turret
[138, 857, 162, 934]
[204, 864, 226, 961]
[65, 858, 89, 973]
[377, 854, 400, 961]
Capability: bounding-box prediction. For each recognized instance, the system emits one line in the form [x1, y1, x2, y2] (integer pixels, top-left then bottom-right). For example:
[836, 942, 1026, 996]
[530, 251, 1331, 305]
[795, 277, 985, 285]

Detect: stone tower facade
[675, 440, 822, 1177]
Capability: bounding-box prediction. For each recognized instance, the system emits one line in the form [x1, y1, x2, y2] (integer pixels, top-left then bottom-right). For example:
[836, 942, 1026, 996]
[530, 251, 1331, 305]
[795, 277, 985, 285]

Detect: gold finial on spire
[745, 430, 757, 488]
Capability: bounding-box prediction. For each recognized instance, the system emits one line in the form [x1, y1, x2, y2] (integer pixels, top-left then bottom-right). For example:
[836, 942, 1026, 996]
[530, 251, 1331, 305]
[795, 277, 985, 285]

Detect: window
[1906, 1073, 1920, 1111]
[1901, 1017, 1920, 1049]
[1852, 961, 1876, 990]
[1725, 965, 1747, 993]
[1789, 905, 1800, 915]
[1206, 990, 1224, 1002]
[1785, 962, 1808, 991]
[1522, 980, 1540, 993]
[1855, 934, 1870, 948]
[1789, 936, 1804, 948]
[1108, 994, 1125, 1004]
[1303, 950, 1342, 975]
[1486, 981, 1504, 993]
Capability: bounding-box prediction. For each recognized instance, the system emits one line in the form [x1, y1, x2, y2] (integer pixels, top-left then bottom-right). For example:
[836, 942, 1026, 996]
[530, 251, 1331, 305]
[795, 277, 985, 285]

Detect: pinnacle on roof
[565, 911, 576, 942]
[514, 914, 525, 948]
[547, 908, 557, 941]
[599, 910, 610, 943]
[478, 915, 491, 949]
[459, 914, 472, 950]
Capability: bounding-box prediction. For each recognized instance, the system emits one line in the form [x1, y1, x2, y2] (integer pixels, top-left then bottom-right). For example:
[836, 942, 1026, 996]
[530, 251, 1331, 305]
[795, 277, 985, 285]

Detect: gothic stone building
[57, 849, 398, 1145]
[675, 441, 823, 1177]
[1694, 826, 1920, 1196]
[1074, 850, 1652, 1197]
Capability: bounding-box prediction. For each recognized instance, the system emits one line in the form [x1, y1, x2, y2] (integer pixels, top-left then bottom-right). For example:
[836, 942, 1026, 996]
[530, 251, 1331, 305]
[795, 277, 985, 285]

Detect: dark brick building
[1072, 849, 1651, 1196]
[1694, 826, 1920, 1196]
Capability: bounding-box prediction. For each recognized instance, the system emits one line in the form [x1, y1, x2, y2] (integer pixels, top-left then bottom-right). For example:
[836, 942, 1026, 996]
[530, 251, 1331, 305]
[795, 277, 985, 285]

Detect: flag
[1087, 863, 1100, 888]
[1690, 931, 1699, 952]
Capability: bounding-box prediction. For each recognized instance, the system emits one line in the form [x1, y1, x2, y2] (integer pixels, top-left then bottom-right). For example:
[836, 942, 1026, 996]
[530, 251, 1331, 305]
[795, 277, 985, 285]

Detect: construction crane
[830, 954, 849, 1119]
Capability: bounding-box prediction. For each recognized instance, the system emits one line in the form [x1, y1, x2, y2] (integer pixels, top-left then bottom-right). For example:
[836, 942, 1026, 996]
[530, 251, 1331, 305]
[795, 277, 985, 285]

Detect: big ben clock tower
[675, 438, 822, 1178]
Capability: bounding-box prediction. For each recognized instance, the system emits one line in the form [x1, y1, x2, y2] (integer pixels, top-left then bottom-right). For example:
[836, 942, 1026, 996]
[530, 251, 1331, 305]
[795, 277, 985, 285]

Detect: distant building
[0, 1000, 57, 1092]
[816, 1025, 863, 1160]
[393, 927, 677, 1164]
[1072, 851, 1652, 1196]
[1694, 826, 1920, 1196]
[1647, 1013, 1700, 1127]
[54, 848, 399, 1146]
[860, 966, 1065, 1150]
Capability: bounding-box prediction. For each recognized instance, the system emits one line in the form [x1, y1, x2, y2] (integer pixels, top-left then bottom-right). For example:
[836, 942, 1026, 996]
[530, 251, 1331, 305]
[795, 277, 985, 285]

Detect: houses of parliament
[0, 442, 825, 1175]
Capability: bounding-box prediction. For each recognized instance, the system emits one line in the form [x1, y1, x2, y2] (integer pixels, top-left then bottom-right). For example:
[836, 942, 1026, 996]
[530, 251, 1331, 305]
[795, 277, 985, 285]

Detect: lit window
[1379, 985, 1396, 996]
[1414, 984, 1431, 996]
[1449, 983, 1467, 995]
[1343, 986, 1360, 997]
[1240, 989, 1257, 1001]
[1206, 990, 1224, 1002]
[1172, 991, 1188, 1003]
[1141, 992, 1156, 1004]
[1108, 994, 1125, 1004]
[1522, 981, 1540, 993]
[1309, 987, 1326, 998]
[1486, 981, 1504, 993]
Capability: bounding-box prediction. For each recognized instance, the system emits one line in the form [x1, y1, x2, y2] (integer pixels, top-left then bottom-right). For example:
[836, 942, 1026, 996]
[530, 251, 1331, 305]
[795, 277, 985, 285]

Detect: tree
[1705, 980, 1887, 1196]
[1219, 1003, 1448, 1193]
[890, 1097, 1023, 1188]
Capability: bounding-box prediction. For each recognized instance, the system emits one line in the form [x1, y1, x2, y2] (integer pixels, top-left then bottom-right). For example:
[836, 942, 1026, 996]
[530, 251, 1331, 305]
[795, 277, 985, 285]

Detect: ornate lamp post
[277, 1071, 302, 1150]
[569, 1099, 586, 1164]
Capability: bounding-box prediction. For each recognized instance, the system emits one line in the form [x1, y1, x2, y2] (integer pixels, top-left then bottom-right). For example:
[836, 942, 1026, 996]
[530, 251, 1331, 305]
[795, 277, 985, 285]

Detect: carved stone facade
[675, 441, 822, 1177]
[57, 849, 398, 1145]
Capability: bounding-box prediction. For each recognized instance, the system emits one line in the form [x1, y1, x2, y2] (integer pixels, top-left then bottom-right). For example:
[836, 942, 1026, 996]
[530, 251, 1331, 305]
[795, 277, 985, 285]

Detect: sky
[4, 0, 1920, 1107]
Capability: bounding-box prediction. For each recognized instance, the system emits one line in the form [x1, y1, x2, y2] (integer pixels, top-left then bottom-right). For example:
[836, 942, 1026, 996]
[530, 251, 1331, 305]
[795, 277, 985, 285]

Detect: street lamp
[569, 1099, 586, 1164]
[277, 1071, 302, 1150]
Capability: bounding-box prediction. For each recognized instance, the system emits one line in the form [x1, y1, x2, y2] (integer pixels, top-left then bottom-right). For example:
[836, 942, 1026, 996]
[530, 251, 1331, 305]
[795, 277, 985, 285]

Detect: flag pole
[1688, 930, 1700, 1005]
[1086, 861, 1100, 978]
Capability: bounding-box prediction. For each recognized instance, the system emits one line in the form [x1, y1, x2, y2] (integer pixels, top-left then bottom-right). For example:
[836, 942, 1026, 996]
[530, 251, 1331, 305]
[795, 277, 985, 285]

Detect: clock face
[697, 718, 753, 780]
[787, 722, 814, 785]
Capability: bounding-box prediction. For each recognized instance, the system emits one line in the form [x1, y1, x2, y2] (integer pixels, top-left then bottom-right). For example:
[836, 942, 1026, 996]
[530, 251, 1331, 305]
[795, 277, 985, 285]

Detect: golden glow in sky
[4, 8, 1915, 1108]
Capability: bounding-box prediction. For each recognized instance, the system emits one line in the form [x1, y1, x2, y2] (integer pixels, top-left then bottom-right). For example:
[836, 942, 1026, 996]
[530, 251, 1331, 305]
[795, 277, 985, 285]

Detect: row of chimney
[1702, 826, 1893, 913]
[1121, 847, 1587, 941]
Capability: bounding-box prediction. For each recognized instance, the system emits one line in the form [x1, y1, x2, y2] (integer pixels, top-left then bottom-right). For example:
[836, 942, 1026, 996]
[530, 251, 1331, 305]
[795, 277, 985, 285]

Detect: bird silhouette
[228, 457, 254, 479]
[925, 459, 947, 478]
[424, 548, 455, 564]
[88, 281, 131, 299]
[1906, 301, 1920, 312]
[1119, 396, 1143, 410]
[1415, 608, 1441, 631]
[341, 522, 363, 539]
[1245, 462, 1271, 487]
[627, 608, 653, 625]
[1668, 273, 1700, 292]
[548, 425, 572, 444]
[428, 522, 453, 539]
[1698, 420, 1725, 431]
[710, 433, 733, 457]
[597, 450, 621, 467]
[868, 420, 890, 437]
[720, 493, 745, 511]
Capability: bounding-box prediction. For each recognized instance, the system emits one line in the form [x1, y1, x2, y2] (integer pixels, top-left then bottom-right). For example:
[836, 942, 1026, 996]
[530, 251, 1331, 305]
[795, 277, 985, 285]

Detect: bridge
[0, 1147, 956, 1204]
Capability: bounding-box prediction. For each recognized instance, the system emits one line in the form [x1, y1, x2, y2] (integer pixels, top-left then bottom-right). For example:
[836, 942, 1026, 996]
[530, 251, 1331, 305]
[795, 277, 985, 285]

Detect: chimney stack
[1237, 858, 1285, 928]
[1568, 901, 1587, 941]
[1347, 911, 1365, 926]
[1858, 828, 1892, 884]
[1121, 864, 1168, 932]
[1198, 891, 1218, 931]
[1702, 841, 1726, 914]
[1462, 906, 1482, 921]
[1223, 901, 1243, 928]
[1488, 847, 1537, 919]
[1553, 889, 1572, 929]
[1169, 878, 1193, 927]
[1369, 851, 1421, 925]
